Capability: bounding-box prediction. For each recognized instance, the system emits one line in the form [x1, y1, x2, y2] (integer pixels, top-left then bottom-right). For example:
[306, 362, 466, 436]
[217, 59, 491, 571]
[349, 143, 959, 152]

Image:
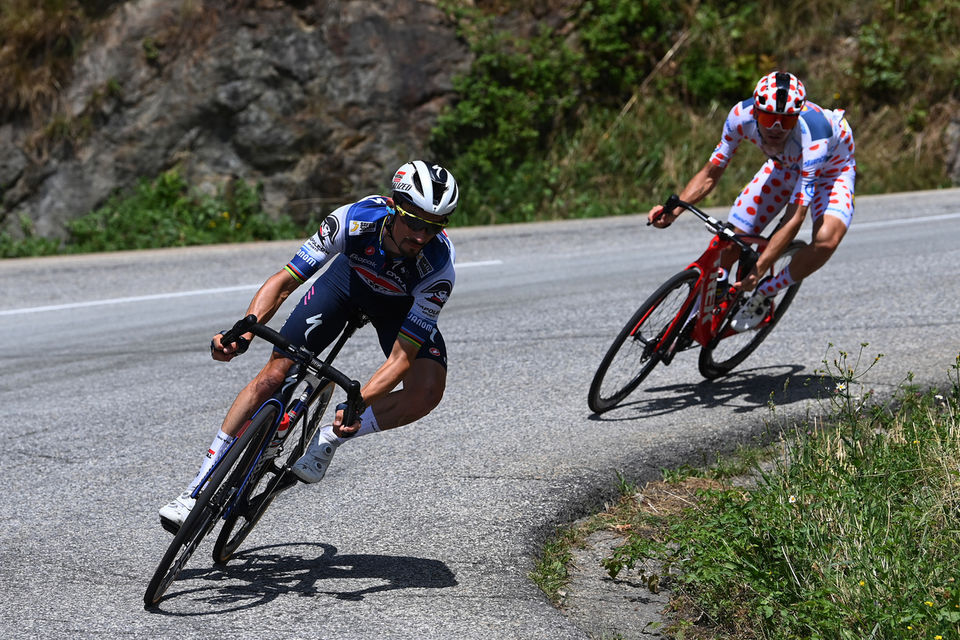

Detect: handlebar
[650, 194, 760, 272]
[221, 315, 365, 428]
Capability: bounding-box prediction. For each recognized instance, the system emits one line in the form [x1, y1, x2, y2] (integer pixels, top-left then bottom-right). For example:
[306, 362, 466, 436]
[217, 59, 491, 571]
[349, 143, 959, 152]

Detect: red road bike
[588, 195, 805, 414]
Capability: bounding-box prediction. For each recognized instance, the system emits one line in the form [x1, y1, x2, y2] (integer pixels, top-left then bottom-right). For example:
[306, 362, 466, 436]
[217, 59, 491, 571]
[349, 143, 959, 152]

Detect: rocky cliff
[0, 0, 471, 240]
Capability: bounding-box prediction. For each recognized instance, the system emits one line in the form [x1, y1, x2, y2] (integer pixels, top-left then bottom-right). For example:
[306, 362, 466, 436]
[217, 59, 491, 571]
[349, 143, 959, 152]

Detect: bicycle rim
[588, 270, 698, 413]
[213, 384, 333, 564]
[698, 241, 805, 378]
[143, 418, 266, 607]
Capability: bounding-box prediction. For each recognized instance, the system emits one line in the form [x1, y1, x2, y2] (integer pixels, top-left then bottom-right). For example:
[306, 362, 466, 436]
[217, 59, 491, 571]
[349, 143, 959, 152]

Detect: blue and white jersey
[284, 195, 455, 350]
[709, 99, 856, 207]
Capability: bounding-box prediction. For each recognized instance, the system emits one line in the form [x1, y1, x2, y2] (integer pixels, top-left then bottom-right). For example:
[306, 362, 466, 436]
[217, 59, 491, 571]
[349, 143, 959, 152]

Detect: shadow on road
[588, 363, 832, 421]
[149, 542, 457, 615]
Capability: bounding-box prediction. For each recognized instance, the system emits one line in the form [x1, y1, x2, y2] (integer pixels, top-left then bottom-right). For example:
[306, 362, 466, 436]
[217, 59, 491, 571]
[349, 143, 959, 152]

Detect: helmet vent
[775, 72, 791, 113]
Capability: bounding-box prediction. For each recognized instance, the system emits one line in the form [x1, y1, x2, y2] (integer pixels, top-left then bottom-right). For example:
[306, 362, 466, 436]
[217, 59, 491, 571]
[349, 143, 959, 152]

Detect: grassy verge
[532, 347, 960, 639]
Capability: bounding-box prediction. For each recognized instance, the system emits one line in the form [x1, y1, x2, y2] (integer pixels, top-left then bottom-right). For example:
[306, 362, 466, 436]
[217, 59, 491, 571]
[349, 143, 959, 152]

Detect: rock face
[948, 118, 960, 186]
[0, 0, 471, 239]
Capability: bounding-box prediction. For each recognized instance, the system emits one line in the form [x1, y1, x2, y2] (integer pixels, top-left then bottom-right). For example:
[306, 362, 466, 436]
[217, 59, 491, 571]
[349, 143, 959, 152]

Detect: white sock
[758, 265, 795, 297]
[320, 406, 381, 447]
[187, 429, 236, 493]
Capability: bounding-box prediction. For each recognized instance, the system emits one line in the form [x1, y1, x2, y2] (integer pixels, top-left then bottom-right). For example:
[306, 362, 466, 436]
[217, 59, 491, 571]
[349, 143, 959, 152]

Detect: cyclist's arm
[243, 268, 302, 327]
[739, 202, 808, 290]
[360, 338, 419, 405]
[651, 101, 745, 227]
[649, 161, 726, 226]
[213, 269, 301, 361]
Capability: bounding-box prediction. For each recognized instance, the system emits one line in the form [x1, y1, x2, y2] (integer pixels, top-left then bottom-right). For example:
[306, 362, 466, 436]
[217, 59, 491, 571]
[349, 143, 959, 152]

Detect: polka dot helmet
[753, 71, 806, 115]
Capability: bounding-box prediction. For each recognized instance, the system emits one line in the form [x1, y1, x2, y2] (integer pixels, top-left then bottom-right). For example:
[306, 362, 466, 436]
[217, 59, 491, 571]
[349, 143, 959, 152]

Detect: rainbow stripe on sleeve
[284, 263, 307, 284]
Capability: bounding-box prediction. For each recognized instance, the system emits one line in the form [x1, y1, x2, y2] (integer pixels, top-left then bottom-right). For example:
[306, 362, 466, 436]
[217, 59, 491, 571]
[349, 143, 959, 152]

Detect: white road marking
[0, 259, 503, 316]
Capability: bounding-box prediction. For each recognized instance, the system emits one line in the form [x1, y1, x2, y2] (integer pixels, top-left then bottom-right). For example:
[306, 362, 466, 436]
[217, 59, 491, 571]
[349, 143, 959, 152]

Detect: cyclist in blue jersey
[647, 71, 856, 331]
[159, 160, 459, 532]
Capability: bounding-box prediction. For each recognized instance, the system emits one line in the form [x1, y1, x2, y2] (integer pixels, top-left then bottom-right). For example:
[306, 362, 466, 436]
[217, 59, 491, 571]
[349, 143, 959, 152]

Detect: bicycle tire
[698, 240, 806, 379]
[143, 411, 273, 607]
[588, 269, 699, 413]
[212, 384, 334, 565]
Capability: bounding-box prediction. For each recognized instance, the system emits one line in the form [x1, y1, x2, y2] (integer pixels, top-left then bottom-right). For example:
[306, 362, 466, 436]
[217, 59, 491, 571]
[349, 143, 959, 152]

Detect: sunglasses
[395, 204, 448, 234]
[755, 110, 800, 130]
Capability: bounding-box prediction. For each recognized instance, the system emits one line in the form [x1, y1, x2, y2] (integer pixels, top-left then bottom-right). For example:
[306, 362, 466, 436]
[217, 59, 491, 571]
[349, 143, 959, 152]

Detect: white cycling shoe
[159, 490, 195, 534]
[291, 430, 337, 484]
[730, 291, 771, 332]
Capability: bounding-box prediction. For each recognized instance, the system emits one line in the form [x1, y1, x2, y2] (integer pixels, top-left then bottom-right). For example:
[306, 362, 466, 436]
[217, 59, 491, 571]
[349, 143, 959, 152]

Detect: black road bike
[144, 312, 367, 607]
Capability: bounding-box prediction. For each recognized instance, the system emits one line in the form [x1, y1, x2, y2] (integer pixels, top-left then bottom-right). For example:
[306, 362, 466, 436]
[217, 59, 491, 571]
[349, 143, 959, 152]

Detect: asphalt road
[1, 189, 958, 639]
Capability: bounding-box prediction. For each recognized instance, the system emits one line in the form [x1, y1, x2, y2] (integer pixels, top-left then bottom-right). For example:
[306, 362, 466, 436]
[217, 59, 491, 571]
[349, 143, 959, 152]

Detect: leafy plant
[64, 168, 301, 252]
[0, 214, 62, 258]
[431, 0, 959, 228]
[597, 350, 960, 638]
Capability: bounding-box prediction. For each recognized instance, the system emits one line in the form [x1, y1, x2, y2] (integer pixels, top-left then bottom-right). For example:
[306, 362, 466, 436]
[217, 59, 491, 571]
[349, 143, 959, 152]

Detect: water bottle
[265, 412, 292, 458]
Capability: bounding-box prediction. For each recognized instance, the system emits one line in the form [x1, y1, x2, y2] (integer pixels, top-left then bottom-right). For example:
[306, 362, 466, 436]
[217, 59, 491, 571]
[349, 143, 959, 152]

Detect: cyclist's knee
[813, 215, 847, 252]
[809, 234, 842, 266]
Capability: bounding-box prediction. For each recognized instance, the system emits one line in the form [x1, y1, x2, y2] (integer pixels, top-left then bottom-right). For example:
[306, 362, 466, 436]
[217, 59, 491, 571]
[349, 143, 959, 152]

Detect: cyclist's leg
[293, 326, 446, 483]
[328, 321, 447, 434]
[163, 258, 352, 516]
[768, 170, 854, 286]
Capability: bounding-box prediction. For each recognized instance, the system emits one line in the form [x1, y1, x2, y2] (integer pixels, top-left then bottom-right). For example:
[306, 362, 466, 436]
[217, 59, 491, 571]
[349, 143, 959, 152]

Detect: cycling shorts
[728, 160, 856, 234]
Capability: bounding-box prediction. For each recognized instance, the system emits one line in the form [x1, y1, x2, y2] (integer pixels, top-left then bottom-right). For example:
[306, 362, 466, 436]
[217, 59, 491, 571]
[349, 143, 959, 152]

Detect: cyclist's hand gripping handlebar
[647, 194, 682, 227]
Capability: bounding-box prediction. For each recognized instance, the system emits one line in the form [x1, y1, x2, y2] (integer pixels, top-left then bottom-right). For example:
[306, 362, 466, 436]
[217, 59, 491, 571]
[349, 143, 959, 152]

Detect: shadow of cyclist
[151, 542, 457, 614]
[588, 364, 832, 421]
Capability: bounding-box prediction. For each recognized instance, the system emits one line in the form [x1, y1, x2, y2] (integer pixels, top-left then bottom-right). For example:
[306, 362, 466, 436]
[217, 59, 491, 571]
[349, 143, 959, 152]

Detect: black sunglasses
[395, 204, 448, 233]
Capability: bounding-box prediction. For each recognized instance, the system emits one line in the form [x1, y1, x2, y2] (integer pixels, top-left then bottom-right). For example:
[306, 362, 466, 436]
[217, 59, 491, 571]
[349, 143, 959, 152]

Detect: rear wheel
[212, 383, 334, 565]
[143, 412, 272, 607]
[588, 269, 699, 413]
[698, 240, 805, 379]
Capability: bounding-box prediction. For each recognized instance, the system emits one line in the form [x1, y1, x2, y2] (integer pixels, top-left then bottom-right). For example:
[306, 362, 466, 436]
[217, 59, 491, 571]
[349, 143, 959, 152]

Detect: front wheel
[588, 269, 699, 413]
[144, 412, 273, 607]
[698, 240, 805, 379]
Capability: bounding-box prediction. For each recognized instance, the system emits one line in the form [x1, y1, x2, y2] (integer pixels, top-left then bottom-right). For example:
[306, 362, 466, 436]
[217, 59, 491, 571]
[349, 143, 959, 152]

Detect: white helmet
[391, 160, 459, 217]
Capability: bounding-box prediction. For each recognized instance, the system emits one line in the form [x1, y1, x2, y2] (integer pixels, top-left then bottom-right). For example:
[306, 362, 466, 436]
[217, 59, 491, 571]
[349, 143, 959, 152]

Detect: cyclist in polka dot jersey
[648, 71, 856, 331]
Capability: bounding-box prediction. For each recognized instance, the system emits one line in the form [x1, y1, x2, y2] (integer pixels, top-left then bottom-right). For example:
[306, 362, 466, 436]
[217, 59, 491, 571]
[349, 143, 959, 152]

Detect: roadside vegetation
[0, 168, 299, 257]
[532, 347, 960, 639]
[2, 0, 958, 255]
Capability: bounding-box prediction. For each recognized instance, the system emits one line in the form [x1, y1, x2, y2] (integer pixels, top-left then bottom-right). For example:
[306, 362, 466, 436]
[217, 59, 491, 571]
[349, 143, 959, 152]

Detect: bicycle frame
[647, 195, 777, 363]
[683, 232, 771, 348]
[215, 311, 367, 520]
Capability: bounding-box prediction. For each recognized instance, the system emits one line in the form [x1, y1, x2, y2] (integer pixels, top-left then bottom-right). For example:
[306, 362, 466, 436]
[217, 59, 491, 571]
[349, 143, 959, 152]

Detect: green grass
[533, 348, 960, 639]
